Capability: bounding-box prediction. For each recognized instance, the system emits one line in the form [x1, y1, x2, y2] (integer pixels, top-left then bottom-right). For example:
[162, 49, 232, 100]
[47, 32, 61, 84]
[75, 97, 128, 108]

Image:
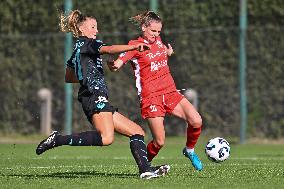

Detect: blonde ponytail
[129, 11, 162, 28]
[59, 10, 87, 37]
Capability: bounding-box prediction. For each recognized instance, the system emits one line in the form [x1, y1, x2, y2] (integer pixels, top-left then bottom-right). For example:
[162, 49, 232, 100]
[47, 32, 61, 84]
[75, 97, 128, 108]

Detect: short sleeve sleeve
[90, 40, 105, 53]
[118, 41, 137, 64]
[81, 39, 105, 54]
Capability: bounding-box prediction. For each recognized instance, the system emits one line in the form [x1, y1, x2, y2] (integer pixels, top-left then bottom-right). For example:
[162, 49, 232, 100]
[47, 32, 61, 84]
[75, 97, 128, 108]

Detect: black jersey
[66, 36, 108, 96]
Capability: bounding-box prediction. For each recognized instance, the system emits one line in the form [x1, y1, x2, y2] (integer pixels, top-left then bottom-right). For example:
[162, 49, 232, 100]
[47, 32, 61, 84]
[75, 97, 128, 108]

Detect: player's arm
[99, 43, 150, 54]
[107, 47, 137, 72]
[65, 67, 79, 83]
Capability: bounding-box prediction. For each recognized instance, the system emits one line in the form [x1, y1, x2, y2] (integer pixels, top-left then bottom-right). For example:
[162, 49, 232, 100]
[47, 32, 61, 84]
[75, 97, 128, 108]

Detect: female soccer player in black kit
[35, 9, 170, 179]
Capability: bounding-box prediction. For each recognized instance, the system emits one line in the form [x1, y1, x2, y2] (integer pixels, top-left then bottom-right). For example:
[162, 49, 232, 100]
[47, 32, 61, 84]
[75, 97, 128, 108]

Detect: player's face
[79, 18, 98, 39]
[142, 21, 162, 43]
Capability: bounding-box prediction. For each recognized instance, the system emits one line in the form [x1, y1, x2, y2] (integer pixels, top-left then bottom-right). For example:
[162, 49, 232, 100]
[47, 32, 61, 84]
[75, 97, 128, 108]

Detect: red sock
[186, 125, 202, 149]
[147, 140, 161, 162]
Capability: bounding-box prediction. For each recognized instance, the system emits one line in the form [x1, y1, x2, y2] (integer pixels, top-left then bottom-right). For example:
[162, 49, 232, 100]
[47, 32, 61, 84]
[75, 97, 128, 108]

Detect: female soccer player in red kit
[108, 11, 203, 171]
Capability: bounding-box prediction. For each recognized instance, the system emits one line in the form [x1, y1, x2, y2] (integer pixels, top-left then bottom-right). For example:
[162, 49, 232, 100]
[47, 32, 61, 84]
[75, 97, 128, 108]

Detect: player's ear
[142, 25, 146, 32]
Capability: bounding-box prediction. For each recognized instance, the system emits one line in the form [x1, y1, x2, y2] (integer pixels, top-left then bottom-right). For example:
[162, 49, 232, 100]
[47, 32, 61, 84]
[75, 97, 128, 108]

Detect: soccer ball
[205, 137, 230, 163]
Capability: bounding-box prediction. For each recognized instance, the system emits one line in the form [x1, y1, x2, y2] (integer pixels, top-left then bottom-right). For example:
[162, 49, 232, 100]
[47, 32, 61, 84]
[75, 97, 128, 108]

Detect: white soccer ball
[205, 137, 230, 162]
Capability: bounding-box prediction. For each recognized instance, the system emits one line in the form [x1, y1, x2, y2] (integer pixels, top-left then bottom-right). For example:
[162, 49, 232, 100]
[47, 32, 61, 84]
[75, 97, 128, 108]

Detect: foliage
[0, 0, 283, 138]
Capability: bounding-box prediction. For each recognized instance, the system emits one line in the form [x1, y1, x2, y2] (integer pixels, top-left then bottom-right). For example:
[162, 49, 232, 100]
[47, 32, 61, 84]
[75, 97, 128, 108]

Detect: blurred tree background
[0, 0, 283, 140]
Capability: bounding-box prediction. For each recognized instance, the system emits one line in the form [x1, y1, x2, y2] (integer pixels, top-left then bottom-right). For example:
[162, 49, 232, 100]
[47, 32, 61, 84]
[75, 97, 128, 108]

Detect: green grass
[0, 136, 283, 189]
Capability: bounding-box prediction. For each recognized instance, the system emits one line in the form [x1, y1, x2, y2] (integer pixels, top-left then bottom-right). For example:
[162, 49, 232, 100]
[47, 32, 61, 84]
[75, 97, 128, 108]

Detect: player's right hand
[136, 43, 151, 52]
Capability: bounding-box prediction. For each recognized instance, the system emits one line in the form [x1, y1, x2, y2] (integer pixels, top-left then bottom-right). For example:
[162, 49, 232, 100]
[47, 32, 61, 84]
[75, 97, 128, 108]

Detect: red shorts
[140, 91, 184, 119]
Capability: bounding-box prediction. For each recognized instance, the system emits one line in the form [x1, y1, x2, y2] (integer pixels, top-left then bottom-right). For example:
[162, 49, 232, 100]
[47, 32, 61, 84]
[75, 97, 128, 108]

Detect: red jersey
[118, 36, 177, 99]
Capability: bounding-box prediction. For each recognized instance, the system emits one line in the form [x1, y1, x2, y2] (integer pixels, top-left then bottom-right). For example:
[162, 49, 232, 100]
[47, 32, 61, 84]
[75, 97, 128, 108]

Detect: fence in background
[0, 0, 283, 140]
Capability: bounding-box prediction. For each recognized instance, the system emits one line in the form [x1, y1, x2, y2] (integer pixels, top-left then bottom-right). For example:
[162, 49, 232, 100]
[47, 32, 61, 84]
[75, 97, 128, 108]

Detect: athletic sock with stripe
[129, 134, 151, 174]
[56, 131, 103, 146]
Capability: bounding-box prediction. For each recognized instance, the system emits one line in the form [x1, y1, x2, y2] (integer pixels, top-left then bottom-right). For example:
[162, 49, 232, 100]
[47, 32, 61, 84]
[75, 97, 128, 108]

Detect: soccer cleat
[36, 131, 59, 155]
[183, 148, 203, 171]
[140, 164, 170, 179]
[153, 164, 170, 176]
[140, 171, 159, 179]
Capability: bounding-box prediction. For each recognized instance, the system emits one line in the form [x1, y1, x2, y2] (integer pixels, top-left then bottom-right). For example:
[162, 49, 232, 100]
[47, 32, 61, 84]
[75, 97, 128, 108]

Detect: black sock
[56, 131, 103, 146]
[129, 134, 151, 174]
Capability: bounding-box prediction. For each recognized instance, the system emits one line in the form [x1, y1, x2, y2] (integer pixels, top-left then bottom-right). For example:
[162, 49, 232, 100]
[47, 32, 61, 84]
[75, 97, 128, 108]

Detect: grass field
[0, 136, 283, 189]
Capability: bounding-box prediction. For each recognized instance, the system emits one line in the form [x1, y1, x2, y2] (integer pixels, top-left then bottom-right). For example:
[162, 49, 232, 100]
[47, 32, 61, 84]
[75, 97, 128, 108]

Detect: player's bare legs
[146, 117, 165, 162]
[112, 112, 144, 137]
[171, 98, 203, 171]
[92, 112, 115, 145]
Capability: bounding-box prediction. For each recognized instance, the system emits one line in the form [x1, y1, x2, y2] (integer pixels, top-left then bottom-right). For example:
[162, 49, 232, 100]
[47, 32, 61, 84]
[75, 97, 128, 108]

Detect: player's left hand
[166, 43, 174, 56]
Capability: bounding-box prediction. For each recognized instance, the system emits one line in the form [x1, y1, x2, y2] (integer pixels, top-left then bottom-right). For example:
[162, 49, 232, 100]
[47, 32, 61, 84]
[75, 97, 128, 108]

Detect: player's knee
[189, 116, 202, 128]
[154, 138, 165, 148]
[135, 128, 145, 136]
[101, 134, 114, 146]
[127, 127, 145, 137]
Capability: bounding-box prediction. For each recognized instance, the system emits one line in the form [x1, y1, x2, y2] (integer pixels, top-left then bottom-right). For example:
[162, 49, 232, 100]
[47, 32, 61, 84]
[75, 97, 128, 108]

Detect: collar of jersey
[138, 36, 158, 44]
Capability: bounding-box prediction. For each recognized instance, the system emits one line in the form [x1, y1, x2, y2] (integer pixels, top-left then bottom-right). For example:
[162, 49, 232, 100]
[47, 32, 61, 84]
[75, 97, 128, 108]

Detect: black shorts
[78, 90, 117, 124]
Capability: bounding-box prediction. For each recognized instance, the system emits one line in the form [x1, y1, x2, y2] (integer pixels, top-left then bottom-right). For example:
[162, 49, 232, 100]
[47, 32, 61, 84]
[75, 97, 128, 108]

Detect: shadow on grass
[1, 170, 137, 179]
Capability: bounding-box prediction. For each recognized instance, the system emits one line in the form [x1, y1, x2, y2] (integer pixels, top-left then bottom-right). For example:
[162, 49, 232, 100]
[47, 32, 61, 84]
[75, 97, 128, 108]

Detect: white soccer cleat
[140, 164, 170, 179]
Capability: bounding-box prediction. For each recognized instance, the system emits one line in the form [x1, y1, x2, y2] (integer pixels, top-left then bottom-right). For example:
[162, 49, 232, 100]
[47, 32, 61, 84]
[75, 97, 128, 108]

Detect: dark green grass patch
[0, 137, 283, 189]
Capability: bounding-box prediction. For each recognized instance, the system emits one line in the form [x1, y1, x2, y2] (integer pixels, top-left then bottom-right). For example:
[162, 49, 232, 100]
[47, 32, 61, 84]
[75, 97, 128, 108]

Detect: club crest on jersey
[150, 105, 157, 112]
